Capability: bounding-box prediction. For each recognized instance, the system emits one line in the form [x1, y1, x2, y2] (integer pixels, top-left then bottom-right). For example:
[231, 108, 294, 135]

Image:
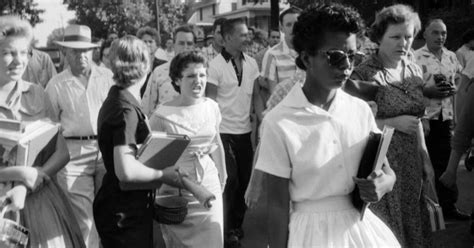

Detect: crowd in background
[1, 1, 474, 248]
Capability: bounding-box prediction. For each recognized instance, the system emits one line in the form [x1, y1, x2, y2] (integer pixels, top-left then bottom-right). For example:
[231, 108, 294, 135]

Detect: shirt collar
[419, 44, 449, 58]
[221, 48, 245, 62]
[109, 85, 142, 109]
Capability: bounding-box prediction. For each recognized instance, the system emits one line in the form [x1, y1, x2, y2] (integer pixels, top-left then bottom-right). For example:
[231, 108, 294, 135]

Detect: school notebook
[352, 126, 394, 220]
[136, 131, 191, 170]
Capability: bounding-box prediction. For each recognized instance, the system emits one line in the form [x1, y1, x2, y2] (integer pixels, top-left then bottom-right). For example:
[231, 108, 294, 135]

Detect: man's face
[280, 13, 299, 43]
[107, 33, 118, 42]
[213, 25, 224, 47]
[268, 31, 281, 47]
[174, 31, 195, 54]
[247, 29, 255, 42]
[65, 47, 93, 72]
[424, 21, 447, 50]
[224, 23, 248, 52]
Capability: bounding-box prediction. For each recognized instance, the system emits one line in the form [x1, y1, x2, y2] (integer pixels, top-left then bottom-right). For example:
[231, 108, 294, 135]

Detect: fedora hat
[55, 25, 99, 49]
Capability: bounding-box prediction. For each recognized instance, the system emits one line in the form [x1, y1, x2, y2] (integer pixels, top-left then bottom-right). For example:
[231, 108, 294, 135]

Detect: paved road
[240, 159, 474, 248]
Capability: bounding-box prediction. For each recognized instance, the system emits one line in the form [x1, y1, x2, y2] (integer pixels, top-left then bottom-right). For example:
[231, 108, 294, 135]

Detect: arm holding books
[114, 145, 184, 189]
[353, 158, 395, 203]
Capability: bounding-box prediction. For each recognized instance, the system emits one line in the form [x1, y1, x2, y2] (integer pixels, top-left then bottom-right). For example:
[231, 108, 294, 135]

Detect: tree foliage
[0, 0, 45, 27]
[66, 0, 154, 38]
[65, 0, 189, 40]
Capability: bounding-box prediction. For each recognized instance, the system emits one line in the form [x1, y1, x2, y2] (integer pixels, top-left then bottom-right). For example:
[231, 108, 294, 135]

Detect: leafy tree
[0, 0, 45, 27]
[66, 0, 154, 38]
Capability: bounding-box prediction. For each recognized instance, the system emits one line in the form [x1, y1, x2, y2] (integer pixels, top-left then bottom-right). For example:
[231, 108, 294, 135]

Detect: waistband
[65, 135, 97, 140]
[292, 195, 354, 213]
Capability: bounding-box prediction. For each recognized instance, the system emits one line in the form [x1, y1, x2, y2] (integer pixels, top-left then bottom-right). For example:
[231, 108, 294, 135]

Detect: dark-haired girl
[149, 51, 226, 247]
[255, 3, 400, 247]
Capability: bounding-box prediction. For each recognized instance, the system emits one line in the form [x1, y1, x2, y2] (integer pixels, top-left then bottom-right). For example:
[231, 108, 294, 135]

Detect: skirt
[289, 196, 400, 248]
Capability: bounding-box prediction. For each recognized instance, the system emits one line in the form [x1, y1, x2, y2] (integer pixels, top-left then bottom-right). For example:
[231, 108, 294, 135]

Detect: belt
[65, 135, 97, 140]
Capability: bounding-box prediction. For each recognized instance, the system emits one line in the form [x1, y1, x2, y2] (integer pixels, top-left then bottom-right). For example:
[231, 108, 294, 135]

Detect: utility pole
[270, 0, 279, 30]
[156, 0, 161, 35]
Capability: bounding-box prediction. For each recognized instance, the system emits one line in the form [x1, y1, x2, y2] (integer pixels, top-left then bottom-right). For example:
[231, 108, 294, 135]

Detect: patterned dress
[352, 54, 432, 247]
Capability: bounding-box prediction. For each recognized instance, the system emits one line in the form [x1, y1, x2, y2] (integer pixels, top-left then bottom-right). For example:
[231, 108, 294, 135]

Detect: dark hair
[213, 18, 227, 32]
[248, 27, 255, 33]
[292, 3, 364, 70]
[369, 4, 421, 44]
[100, 39, 113, 60]
[279, 6, 302, 24]
[221, 18, 246, 39]
[109, 35, 150, 88]
[268, 29, 280, 37]
[136, 26, 161, 46]
[173, 25, 196, 43]
[169, 51, 207, 93]
[462, 29, 474, 44]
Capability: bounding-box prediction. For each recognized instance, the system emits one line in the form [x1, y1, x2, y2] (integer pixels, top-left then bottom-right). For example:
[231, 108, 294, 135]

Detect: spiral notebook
[136, 131, 191, 170]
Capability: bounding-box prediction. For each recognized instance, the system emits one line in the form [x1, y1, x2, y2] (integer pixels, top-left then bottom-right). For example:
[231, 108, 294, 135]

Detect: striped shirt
[260, 39, 298, 85]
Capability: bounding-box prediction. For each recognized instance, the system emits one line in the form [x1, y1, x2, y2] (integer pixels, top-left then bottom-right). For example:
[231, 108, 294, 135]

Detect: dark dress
[93, 85, 153, 248]
[352, 54, 432, 247]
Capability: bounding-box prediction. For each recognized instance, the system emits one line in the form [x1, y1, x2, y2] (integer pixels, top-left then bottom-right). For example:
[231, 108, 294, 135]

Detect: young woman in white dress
[254, 3, 401, 247]
[149, 51, 226, 247]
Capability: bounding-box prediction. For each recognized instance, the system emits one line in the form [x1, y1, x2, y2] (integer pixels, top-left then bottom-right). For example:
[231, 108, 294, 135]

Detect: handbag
[0, 207, 29, 248]
[423, 180, 446, 232]
[154, 170, 188, 225]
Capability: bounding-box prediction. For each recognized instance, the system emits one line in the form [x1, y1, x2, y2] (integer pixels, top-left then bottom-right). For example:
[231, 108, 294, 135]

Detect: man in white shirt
[45, 25, 115, 248]
[206, 18, 263, 247]
[414, 19, 468, 220]
[142, 25, 196, 116]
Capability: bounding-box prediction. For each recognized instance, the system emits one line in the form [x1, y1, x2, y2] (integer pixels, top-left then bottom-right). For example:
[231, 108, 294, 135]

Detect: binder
[0, 119, 60, 167]
[352, 126, 395, 220]
[136, 131, 191, 170]
[119, 132, 191, 191]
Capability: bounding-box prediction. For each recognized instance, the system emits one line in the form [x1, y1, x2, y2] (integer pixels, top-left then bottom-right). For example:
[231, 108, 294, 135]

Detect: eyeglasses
[319, 49, 355, 68]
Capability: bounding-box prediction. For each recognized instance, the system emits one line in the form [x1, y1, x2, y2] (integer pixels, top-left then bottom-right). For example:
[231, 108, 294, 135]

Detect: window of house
[200, 9, 203, 21]
[212, 4, 215, 15]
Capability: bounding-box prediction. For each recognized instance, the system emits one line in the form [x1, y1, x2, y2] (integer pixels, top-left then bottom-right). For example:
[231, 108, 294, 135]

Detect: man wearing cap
[45, 24, 115, 248]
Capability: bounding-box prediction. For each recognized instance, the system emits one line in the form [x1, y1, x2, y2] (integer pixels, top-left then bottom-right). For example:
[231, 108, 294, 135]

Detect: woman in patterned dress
[351, 4, 434, 247]
[0, 16, 86, 247]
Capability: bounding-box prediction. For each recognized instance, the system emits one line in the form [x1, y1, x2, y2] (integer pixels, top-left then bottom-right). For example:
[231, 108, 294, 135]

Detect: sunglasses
[319, 49, 356, 68]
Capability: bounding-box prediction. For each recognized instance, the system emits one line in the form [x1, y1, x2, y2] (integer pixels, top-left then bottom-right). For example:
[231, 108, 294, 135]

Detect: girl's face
[176, 63, 207, 100]
[378, 22, 415, 62]
[0, 36, 30, 84]
[303, 31, 357, 90]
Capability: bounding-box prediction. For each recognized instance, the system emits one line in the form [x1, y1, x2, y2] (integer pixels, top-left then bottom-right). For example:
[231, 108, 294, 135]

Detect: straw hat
[55, 25, 99, 49]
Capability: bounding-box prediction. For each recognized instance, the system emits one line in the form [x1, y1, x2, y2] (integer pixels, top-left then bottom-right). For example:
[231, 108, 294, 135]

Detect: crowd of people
[1, 1, 474, 248]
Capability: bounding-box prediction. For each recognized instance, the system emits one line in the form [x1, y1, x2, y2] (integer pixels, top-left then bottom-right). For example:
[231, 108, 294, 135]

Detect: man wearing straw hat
[45, 24, 114, 248]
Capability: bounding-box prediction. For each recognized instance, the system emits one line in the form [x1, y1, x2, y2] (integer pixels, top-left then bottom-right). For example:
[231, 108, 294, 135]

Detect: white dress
[149, 98, 224, 248]
[255, 85, 400, 248]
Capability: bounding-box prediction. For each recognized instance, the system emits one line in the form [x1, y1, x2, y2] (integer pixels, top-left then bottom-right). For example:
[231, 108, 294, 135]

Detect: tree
[66, 0, 154, 38]
[0, 0, 44, 27]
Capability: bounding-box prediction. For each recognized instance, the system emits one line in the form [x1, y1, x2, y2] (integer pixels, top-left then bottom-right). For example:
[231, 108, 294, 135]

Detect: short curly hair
[462, 29, 474, 44]
[169, 51, 207, 93]
[369, 4, 421, 45]
[292, 3, 364, 70]
[109, 35, 150, 88]
[136, 26, 161, 46]
[0, 15, 33, 44]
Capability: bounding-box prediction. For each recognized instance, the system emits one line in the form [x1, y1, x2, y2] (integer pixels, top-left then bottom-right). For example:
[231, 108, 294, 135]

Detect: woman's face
[304, 31, 357, 90]
[0, 36, 30, 84]
[101, 47, 111, 68]
[378, 22, 415, 62]
[176, 63, 207, 100]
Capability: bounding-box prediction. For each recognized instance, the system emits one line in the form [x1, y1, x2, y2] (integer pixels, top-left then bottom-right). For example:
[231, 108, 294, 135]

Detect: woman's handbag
[423, 180, 446, 232]
[0, 207, 29, 247]
[154, 169, 189, 225]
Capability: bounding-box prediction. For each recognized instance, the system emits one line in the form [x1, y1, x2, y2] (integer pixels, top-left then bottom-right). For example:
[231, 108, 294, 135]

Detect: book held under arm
[352, 126, 395, 220]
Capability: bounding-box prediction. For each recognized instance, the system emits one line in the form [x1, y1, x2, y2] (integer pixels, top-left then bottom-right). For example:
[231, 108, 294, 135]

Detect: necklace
[383, 65, 409, 94]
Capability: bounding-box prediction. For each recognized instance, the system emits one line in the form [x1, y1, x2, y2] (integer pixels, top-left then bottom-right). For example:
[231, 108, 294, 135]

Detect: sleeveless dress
[352, 55, 432, 247]
[149, 98, 224, 248]
[0, 80, 85, 248]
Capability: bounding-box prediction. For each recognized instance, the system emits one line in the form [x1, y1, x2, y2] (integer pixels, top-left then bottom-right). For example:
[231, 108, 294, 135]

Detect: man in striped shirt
[260, 6, 301, 93]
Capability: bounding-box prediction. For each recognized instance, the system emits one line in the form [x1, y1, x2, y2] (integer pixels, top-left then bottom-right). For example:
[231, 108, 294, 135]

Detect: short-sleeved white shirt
[255, 85, 379, 203]
[207, 51, 259, 134]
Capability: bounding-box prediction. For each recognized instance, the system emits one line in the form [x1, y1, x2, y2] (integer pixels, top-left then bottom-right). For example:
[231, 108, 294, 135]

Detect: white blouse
[255, 84, 379, 203]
